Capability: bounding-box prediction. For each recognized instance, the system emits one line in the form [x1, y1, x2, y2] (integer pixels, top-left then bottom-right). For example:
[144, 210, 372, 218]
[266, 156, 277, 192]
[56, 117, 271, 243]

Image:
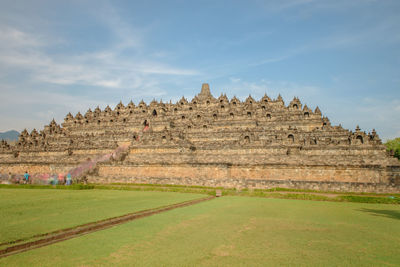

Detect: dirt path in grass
[0, 195, 214, 259]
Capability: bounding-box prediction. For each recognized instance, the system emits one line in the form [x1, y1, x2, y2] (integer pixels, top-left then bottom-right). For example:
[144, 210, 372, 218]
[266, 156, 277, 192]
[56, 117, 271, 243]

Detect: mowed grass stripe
[0, 189, 206, 244]
[0, 196, 214, 258]
[2, 196, 400, 266]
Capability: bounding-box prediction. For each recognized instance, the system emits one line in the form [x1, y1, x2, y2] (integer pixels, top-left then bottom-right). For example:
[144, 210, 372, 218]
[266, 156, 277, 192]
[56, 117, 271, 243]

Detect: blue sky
[0, 0, 399, 140]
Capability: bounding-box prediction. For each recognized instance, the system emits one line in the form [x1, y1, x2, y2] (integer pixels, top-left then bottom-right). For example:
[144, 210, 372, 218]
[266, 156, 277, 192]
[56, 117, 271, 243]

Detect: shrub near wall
[385, 138, 400, 160]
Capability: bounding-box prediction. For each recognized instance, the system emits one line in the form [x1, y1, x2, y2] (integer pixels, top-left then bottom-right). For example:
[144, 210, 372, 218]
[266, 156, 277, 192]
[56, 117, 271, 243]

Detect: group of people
[22, 171, 73, 185]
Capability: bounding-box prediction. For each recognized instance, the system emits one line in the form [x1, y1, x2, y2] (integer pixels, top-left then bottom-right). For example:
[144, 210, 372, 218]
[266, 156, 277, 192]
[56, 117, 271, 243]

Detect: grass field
[1, 195, 400, 266]
[0, 188, 205, 245]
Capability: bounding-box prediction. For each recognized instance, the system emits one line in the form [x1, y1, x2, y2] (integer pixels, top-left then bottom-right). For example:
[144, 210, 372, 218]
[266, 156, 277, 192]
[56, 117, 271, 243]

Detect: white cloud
[0, 2, 200, 92]
[0, 26, 199, 89]
[0, 26, 44, 48]
[249, 54, 298, 67]
[0, 85, 110, 132]
[248, 2, 400, 67]
[261, 0, 381, 14]
[93, 2, 144, 50]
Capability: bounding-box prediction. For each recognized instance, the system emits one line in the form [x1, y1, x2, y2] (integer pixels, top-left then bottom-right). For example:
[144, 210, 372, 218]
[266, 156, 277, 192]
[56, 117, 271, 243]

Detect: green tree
[385, 138, 400, 160]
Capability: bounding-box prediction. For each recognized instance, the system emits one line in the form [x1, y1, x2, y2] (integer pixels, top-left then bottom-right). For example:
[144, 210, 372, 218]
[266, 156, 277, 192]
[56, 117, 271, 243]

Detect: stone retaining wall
[87, 175, 400, 193]
[82, 163, 400, 193]
[97, 163, 393, 183]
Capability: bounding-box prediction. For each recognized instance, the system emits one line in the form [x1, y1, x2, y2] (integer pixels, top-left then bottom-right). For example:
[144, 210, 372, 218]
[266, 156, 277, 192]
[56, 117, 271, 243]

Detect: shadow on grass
[359, 208, 400, 220]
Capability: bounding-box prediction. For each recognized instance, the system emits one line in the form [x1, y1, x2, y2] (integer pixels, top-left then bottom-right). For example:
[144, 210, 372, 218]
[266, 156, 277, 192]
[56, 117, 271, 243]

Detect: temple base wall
[83, 163, 400, 193]
[2, 162, 399, 193]
[96, 164, 389, 183]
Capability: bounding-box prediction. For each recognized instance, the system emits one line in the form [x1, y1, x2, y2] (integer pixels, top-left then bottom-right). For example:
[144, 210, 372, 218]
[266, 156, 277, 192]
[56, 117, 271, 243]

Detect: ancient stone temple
[0, 83, 399, 192]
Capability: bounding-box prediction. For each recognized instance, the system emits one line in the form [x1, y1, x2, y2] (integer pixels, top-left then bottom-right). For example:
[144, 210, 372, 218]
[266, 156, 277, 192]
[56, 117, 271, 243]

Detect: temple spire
[196, 83, 214, 100]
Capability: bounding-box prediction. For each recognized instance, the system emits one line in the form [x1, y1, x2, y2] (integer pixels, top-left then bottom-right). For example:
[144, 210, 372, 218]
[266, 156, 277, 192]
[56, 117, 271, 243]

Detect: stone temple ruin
[0, 83, 399, 192]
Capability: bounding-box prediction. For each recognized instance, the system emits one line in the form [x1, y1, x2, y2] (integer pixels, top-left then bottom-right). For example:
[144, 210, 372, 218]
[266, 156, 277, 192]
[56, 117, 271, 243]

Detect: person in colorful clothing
[58, 173, 64, 185]
[53, 174, 58, 185]
[48, 175, 54, 185]
[23, 171, 29, 184]
[66, 173, 72, 185]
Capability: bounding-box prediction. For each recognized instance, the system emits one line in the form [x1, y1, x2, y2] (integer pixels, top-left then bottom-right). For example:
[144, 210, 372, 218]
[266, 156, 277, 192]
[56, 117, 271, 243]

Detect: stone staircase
[69, 142, 131, 182]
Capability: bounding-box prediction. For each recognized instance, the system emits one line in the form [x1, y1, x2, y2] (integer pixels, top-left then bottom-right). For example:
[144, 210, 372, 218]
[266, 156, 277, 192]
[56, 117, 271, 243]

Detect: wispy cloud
[249, 53, 299, 67]
[0, 83, 110, 132]
[0, 2, 200, 92]
[0, 26, 45, 48]
[0, 26, 199, 89]
[260, 0, 381, 14]
[92, 2, 146, 51]
[249, 13, 400, 67]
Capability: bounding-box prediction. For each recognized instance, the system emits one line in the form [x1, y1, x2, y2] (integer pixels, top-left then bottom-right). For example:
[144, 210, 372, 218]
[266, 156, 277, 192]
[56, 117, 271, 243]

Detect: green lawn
[0, 189, 205, 244]
[2, 196, 400, 266]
